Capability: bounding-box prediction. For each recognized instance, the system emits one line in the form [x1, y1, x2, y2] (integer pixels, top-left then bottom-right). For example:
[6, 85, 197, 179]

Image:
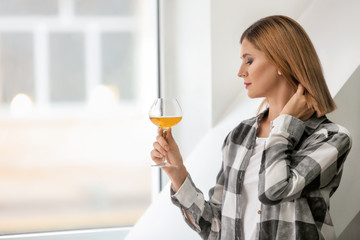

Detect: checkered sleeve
[170, 133, 232, 239]
[171, 168, 224, 239]
[258, 114, 352, 205]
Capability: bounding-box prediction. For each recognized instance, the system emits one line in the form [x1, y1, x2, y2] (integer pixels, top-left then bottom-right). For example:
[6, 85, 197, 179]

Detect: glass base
[151, 161, 176, 168]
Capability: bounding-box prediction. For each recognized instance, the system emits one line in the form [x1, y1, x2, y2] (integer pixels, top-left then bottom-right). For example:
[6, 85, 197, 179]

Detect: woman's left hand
[280, 84, 315, 121]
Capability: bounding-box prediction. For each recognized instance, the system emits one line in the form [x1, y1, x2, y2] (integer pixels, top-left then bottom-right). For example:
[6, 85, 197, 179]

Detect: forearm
[171, 174, 222, 237]
[259, 114, 305, 204]
[165, 164, 188, 192]
[168, 166, 202, 228]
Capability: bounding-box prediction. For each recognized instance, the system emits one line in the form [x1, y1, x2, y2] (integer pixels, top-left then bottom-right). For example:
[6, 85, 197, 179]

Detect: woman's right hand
[151, 128, 188, 191]
[280, 84, 315, 121]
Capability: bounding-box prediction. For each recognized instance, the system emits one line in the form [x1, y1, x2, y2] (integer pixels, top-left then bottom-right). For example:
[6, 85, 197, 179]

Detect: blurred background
[0, 0, 359, 239]
[0, 0, 157, 235]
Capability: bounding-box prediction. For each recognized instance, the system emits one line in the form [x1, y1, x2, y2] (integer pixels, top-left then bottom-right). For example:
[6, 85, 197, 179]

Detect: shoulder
[316, 117, 351, 141]
[305, 116, 352, 152]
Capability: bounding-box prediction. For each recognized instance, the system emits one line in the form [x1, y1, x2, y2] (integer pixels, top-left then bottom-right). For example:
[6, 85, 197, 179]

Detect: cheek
[249, 64, 280, 96]
[252, 65, 278, 86]
[256, 63, 278, 81]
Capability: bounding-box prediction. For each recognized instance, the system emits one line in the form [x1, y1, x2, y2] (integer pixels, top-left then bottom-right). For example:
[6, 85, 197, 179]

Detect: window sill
[0, 227, 131, 240]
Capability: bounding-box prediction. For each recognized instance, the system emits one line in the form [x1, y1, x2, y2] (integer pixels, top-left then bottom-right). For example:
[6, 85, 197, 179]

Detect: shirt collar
[255, 108, 327, 134]
[256, 108, 269, 126]
[303, 113, 328, 134]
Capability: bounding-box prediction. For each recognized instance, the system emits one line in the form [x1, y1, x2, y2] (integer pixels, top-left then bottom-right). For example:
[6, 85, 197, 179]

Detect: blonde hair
[241, 15, 336, 116]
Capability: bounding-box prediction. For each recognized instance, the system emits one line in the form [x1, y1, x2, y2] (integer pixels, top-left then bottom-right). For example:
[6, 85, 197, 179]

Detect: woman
[150, 15, 352, 240]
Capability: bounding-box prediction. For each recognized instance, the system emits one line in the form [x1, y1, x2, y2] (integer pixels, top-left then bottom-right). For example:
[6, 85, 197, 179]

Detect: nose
[238, 65, 248, 78]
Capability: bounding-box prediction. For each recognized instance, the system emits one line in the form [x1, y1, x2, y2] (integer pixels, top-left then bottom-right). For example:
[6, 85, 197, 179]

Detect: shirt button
[257, 210, 261, 214]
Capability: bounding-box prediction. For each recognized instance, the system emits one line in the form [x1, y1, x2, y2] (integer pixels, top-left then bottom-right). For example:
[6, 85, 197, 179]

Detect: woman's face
[238, 39, 283, 99]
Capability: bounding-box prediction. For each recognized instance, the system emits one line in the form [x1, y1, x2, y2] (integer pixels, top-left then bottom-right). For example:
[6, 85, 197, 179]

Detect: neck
[266, 103, 283, 122]
[265, 82, 296, 122]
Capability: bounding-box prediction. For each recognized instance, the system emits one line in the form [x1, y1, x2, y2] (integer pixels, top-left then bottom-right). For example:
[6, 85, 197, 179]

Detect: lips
[244, 82, 252, 89]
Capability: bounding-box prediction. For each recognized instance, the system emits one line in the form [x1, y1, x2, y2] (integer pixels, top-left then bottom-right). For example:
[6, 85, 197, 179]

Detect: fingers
[150, 149, 164, 161]
[152, 128, 170, 161]
[296, 84, 305, 95]
[164, 128, 175, 143]
[152, 127, 178, 160]
[153, 141, 167, 157]
[156, 133, 170, 151]
[151, 140, 167, 165]
[157, 127, 175, 148]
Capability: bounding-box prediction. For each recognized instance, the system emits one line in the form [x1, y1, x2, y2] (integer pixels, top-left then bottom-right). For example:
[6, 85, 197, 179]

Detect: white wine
[150, 116, 182, 128]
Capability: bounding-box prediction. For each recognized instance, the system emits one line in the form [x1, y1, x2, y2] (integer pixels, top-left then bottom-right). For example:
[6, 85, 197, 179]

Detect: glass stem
[161, 127, 169, 165]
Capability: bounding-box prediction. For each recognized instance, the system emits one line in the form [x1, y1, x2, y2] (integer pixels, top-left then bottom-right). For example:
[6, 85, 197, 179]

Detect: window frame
[0, 227, 131, 240]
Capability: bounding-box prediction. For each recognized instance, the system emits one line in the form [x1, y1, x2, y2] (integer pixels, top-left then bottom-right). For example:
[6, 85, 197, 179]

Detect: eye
[246, 58, 253, 65]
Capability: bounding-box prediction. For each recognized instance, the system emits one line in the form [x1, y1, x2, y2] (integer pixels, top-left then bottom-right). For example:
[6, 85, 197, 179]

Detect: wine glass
[149, 98, 182, 167]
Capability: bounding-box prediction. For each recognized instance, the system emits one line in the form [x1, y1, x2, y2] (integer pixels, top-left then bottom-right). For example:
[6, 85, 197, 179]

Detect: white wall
[298, 0, 360, 97]
[328, 66, 360, 236]
[126, 0, 360, 239]
[161, 0, 212, 161]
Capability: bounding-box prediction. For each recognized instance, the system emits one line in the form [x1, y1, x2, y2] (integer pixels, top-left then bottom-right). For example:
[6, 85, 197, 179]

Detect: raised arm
[258, 114, 352, 205]
[258, 84, 352, 204]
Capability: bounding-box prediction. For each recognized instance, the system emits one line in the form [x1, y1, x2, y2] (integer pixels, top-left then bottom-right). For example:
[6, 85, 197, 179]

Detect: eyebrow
[240, 53, 252, 59]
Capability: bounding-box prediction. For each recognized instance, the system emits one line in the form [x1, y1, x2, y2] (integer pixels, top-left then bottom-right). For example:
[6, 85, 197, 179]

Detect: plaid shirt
[171, 111, 352, 240]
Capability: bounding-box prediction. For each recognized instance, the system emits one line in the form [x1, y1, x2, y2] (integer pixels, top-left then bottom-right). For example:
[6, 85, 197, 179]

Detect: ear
[277, 70, 282, 76]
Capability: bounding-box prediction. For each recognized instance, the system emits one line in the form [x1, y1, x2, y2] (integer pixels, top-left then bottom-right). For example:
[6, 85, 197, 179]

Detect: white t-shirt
[242, 137, 266, 240]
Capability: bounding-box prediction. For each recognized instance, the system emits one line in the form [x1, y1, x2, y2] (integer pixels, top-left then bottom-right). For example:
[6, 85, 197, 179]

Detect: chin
[247, 92, 258, 99]
[247, 91, 265, 99]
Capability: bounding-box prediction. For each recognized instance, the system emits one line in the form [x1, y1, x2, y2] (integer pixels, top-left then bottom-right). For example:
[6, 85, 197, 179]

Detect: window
[0, 32, 35, 103]
[0, 0, 158, 235]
